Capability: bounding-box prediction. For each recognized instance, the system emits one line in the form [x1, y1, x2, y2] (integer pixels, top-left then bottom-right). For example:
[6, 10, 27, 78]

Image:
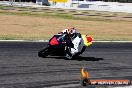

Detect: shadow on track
[44, 56, 104, 61]
[73, 56, 104, 61]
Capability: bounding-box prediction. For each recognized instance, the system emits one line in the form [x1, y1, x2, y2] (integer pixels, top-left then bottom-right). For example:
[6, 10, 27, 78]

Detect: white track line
[93, 41, 132, 43]
[0, 40, 132, 43]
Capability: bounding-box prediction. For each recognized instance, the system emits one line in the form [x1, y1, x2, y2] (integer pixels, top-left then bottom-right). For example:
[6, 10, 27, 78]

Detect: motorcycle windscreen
[82, 35, 92, 46]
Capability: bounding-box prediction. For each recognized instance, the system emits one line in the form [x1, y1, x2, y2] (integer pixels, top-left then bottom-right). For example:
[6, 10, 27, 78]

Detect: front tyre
[80, 46, 86, 54]
[38, 46, 49, 57]
[76, 46, 86, 56]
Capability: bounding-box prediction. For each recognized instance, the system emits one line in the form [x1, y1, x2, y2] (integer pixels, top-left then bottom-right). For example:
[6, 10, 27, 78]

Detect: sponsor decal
[81, 67, 131, 86]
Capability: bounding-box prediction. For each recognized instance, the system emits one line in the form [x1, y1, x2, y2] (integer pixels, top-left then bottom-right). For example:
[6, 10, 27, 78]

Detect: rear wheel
[38, 46, 49, 57]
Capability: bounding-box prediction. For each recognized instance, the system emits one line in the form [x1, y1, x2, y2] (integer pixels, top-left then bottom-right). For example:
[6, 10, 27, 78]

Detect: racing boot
[65, 47, 73, 60]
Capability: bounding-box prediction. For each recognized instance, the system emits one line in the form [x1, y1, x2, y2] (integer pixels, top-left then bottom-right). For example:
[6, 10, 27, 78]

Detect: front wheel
[80, 46, 86, 55]
[38, 46, 49, 57]
[75, 46, 86, 57]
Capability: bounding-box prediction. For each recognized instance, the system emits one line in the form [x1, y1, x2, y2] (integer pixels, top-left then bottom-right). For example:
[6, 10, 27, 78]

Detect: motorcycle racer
[60, 27, 85, 59]
[38, 27, 93, 60]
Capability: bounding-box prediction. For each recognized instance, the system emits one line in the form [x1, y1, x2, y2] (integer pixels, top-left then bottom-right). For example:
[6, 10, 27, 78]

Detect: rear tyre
[38, 46, 49, 57]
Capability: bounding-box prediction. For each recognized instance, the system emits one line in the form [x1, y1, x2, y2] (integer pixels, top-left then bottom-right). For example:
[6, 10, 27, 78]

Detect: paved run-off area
[0, 42, 131, 88]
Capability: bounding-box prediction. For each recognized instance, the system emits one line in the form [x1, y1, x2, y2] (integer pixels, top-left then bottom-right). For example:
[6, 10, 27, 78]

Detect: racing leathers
[60, 28, 84, 59]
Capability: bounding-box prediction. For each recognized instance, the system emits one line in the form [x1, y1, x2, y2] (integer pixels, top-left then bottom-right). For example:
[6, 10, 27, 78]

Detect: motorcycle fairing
[48, 34, 73, 56]
[49, 37, 59, 45]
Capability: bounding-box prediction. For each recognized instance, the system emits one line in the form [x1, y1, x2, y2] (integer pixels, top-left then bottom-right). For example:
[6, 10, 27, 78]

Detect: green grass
[0, 35, 19, 40]
[0, 10, 112, 22]
[0, 35, 50, 40]
[0, 5, 132, 41]
[0, 5, 112, 22]
[0, 11, 31, 16]
[0, 6, 3, 9]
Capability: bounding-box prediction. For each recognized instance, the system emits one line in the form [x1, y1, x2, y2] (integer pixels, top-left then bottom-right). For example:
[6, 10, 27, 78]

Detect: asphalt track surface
[0, 42, 132, 88]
